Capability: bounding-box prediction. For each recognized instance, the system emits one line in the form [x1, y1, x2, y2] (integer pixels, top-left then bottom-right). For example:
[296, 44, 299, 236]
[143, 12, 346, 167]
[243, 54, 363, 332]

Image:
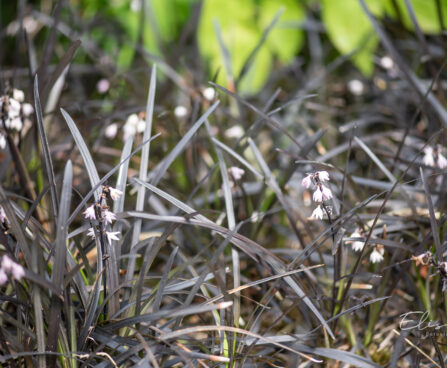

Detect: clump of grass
[1, 1, 447, 367]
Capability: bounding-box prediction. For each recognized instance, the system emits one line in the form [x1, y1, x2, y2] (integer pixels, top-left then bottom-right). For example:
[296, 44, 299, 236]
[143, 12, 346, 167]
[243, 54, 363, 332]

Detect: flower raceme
[301, 171, 333, 203]
[0, 88, 34, 149]
[301, 170, 333, 220]
[84, 186, 123, 243]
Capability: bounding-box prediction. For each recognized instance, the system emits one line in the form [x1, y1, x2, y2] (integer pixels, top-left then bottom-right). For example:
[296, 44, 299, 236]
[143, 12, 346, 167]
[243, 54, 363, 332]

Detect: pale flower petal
[321, 185, 333, 201]
[109, 187, 123, 201]
[370, 248, 384, 263]
[126, 113, 139, 127]
[22, 103, 34, 116]
[317, 171, 330, 182]
[106, 231, 120, 243]
[96, 78, 110, 94]
[103, 210, 116, 224]
[311, 205, 324, 220]
[352, 241, 364, 252]
[423, 146, 435, 167]
[225, 125, 244, 139]
[174, 105, 188, 118]
[11, 263, 25, 280]
[0, 206, 7, 223]
[0, 134, 6, 150]
[438, 153, 447, 169]
[347, 229, 364, 252]
[83, 205, 96, 220]
[105, 123, 119, 139]
[87, 227, 96, 238]
[229, 166, 245, 181]
[13, 89, 25, 102]
[136, 118, 146, 133]
[123, 123, 136, 141]
[9, 98, 21, 115]
[9, 117, 23, 131]
[0, 269, 7, 286]
[301, 175, 312, 189]
[1, 255, 14, 273]
[313, 188, 323, 202]
[203, 87, 216, 101]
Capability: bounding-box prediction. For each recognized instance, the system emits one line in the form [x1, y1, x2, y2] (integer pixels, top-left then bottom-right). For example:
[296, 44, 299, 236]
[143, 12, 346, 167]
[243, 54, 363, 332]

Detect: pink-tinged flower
[313, 188, 323, 202]
[103, 210, 116, 224]
[87, 227, 96, 238]
[229, 167, 245, 181]
[0, 206, 6, 223]
[438, 153, 447, 169]
[22, 103, 34, 116]
[105, 123, 119, 139]
[1, 255, 14, 273]
[423, 146, 435, 167]
[321, 185, 333, 201]
[311, 205, 324, 220]
[109, 187, 123, 201]
[0, 269, 7, 286]
[10, 263, 25, 280]
[301, 174, 312, 188]
[83, 205, 96, 220]
[106, 231, 120, 243]
[96, 78, 110, 94]
[370, 247, 384, 264]
[317, 171, 330, 182]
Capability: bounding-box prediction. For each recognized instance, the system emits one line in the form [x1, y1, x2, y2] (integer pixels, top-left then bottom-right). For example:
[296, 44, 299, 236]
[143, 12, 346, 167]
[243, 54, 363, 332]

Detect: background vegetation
[1, 0, 447, 366]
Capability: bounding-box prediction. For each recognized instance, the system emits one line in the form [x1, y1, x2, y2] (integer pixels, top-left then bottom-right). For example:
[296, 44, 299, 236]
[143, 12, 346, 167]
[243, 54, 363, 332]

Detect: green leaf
[259, 0, 305, 63]
[322, 0, 383, 75]
[385, 0, 447, 34]
[198, 0, 304, 94]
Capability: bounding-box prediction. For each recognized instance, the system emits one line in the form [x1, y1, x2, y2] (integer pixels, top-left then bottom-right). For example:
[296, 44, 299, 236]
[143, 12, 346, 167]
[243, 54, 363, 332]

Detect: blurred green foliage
[198, 0, 305, 94]
[30, 0, 447, 93]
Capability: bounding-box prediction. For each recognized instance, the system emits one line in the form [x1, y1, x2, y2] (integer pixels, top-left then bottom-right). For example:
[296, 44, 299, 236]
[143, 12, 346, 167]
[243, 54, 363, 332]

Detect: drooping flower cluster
[84, 186, 122, 244]
[346, 228, 385, 264]
[0, 88, 34, 149]
[0, 255, 25, 286]
[122, 112, 146, 141]
[422, 145, 447, 169]
[301, 171, 333, 220]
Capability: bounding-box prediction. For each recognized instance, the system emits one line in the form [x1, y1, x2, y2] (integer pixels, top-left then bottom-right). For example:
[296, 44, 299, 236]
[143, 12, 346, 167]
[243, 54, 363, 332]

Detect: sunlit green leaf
[384, 0, 447, 34]
[259, 0, 305, 63]
[321, 0, 383, 75]
[198, 0, 304, 94]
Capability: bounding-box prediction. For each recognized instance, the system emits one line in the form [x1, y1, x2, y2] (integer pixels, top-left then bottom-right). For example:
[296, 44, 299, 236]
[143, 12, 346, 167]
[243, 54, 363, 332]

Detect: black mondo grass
[1, 1, 447, 367]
